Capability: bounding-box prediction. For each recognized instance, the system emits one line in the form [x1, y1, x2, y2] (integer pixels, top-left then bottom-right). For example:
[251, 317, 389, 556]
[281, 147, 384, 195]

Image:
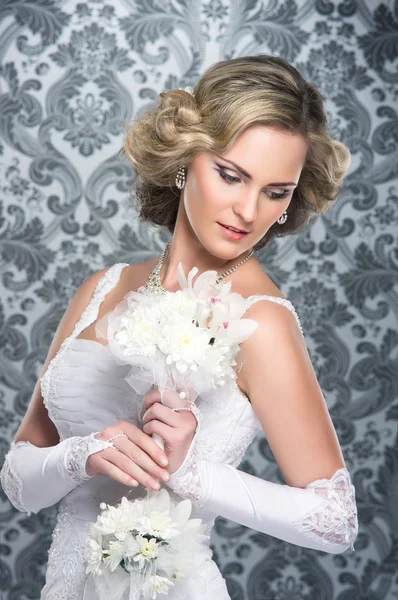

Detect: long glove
[165, 436, 358, 555]
[0, 433, 114, 515]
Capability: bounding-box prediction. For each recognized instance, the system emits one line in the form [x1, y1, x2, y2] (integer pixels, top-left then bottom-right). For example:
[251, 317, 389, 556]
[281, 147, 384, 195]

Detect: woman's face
[181, 124, 308, 259]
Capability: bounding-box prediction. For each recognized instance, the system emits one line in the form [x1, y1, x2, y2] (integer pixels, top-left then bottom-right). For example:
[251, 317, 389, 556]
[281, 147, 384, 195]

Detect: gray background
[0, 1, 397, 599]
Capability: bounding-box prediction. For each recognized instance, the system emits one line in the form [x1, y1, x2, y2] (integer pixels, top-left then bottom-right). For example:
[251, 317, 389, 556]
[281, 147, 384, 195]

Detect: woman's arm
[0, 267, 118, 514]
[164, 300, 358, 554]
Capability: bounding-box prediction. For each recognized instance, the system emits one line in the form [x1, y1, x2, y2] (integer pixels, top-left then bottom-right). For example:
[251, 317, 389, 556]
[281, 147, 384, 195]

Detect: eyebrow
[215, 154, 298, 187]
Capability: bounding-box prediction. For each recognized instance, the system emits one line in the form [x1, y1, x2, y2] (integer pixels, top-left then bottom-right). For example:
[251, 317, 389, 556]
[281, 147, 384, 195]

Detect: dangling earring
[175, 165, 186, 189]
[277, 210, 288, 225]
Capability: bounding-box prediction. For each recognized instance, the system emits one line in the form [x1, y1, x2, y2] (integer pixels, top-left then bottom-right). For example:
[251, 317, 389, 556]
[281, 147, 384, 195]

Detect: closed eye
[216, 166, 291, 200]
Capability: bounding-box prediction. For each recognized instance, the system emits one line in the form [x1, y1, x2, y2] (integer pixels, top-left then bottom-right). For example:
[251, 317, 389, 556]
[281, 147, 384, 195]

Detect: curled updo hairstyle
[121, 55, 350, 250]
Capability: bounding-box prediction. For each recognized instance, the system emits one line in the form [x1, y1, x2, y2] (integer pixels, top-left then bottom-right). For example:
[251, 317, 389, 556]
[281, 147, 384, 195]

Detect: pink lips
[218, 222, 248, 233]
[217, 222, 248, 240]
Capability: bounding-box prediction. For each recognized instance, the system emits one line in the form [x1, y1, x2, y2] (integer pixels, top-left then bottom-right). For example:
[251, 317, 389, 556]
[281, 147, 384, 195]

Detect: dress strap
[72, 263, 129, 339]
[243, 294, 303, 334]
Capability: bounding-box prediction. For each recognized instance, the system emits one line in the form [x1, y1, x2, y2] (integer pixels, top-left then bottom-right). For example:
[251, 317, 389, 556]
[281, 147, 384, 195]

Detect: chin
[205, 240, 250, 262]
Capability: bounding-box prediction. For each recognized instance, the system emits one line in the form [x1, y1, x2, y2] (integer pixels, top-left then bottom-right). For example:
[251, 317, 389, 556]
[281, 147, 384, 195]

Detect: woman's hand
[86, 421, 171, 490]
[141, 388, 199, 475]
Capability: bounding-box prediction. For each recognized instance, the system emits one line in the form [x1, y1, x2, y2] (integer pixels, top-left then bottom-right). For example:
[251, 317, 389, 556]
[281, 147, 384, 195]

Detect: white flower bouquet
[85, 488, 209, 600]
[95, 262, 258, 406]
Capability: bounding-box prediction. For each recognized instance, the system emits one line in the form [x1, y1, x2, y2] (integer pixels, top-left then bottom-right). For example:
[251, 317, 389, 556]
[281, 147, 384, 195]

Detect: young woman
[1, 55, 358, 599]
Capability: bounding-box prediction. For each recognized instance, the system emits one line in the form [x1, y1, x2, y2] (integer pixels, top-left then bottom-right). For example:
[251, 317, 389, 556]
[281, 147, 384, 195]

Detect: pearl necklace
[143, 240, 254, 295]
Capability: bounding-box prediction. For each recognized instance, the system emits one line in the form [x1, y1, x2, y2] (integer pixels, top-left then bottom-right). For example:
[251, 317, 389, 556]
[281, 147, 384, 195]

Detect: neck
[157, 197, 255, 292]
[159, 236, 254, 293]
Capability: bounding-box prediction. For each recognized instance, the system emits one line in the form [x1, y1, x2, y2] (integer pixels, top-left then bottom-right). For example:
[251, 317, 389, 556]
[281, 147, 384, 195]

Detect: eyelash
[216, 167, 290, 200]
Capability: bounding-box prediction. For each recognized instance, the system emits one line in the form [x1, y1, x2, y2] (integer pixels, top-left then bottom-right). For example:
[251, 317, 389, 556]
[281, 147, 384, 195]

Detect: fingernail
[160, 456, 168, 465]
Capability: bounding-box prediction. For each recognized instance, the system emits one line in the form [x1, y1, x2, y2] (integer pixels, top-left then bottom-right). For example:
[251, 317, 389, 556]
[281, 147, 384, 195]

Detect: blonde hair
[121, 55, 350, 250]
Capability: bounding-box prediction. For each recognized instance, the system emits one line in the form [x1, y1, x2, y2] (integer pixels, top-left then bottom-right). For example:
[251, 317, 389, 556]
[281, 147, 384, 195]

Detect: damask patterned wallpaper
[0, 1, 397, 599]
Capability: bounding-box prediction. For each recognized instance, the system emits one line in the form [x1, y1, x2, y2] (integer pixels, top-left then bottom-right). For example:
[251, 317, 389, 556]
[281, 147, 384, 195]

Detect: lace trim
[65, 432, 116, 483]
[0, 441, 33, 514]
[244, 294, 304, 335]
[44, 500, 90, 600]
[40, 263, 129, 440]
[65, 436, 94, 483]
[167, 444, 207, 507]
[292, 467, 358, 552]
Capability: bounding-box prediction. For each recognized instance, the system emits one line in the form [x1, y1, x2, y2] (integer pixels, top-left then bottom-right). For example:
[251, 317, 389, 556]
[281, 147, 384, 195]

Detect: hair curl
[121, 55, 350, 250]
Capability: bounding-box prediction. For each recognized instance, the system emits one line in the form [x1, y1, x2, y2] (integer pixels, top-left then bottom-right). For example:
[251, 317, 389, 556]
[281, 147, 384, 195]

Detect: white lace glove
[165, 433, 358, 555]
[0, 433, 115, 515]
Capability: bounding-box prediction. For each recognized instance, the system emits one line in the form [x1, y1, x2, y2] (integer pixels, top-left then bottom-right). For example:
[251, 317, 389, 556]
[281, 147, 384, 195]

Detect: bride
[1, 54, 358, 599]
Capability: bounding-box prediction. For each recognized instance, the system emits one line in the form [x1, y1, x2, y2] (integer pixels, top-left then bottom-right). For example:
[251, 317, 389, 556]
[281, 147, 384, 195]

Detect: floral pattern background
[0, 0, 397, 599]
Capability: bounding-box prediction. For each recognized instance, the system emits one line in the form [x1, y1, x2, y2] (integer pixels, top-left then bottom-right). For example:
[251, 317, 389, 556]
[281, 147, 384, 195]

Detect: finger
[144, 404, 198, 434]
[93, 454, 139, 487]
[119, 421, 169, 466]
[144, 387, 187, 411]
[142, 402, 180, 426]
[160, 387, 190, 409]
[143, 420, 175, 445]
[112, 437, 170, 484]
[102, 447, 164, 490]
[143, 388, 161, 411]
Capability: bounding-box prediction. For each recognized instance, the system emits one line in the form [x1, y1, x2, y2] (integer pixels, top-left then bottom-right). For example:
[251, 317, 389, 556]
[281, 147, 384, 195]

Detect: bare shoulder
[231, 258, 287, 301]
[241, 262, 301, 332]
[109, 255, 159, 297]
[233, 260, 302, 399]
[72, 265, 112, 307]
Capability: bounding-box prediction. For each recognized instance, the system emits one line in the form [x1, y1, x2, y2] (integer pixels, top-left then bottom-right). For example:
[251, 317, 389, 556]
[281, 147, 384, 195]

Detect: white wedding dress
[38, 262, 303, 599]
[2, 262, 357, 599]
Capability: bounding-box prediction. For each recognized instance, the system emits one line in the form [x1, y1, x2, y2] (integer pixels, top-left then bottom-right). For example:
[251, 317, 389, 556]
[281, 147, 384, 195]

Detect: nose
[233, 188, 259, 225]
